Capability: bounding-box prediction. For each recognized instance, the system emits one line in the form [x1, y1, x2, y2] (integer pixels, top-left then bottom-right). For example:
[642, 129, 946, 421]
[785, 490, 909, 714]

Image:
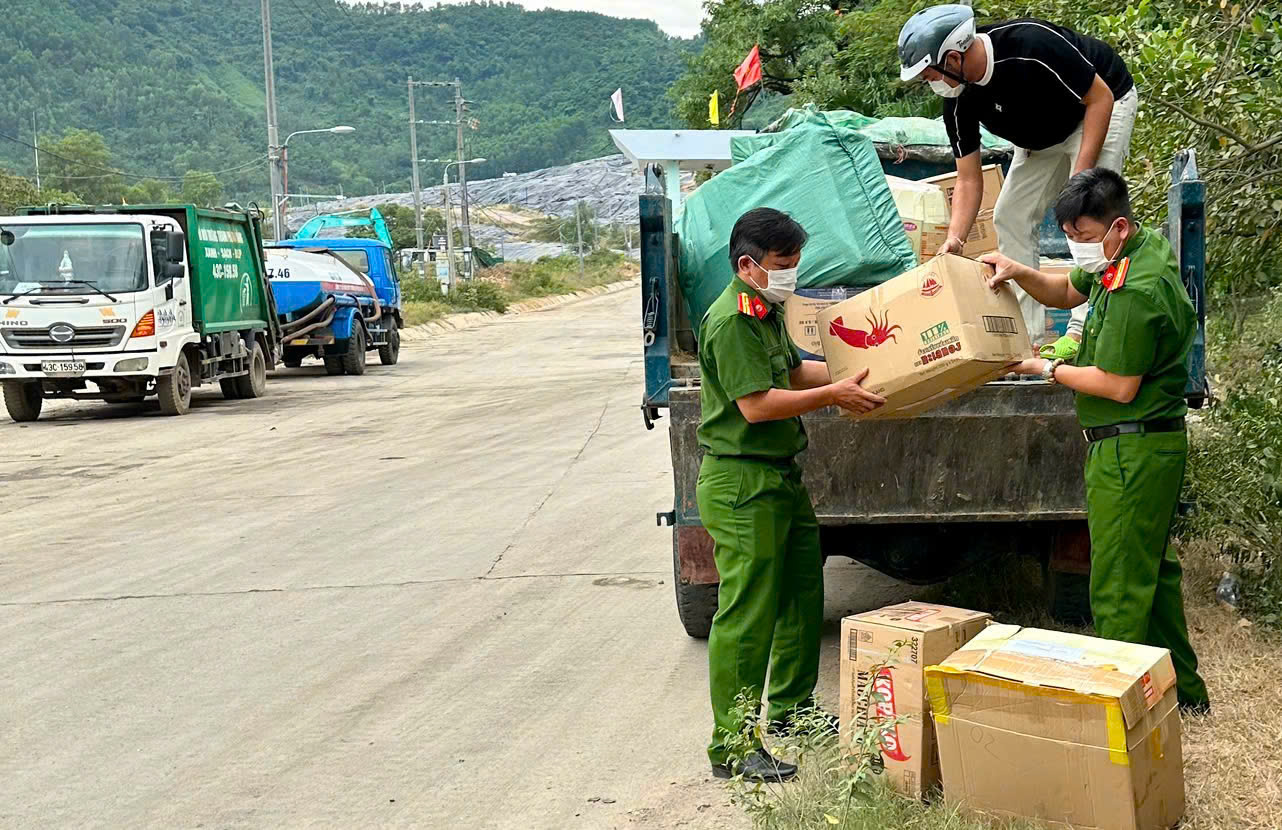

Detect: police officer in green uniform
[697, 208, 885, 782]
[985, 168, 1211, 713]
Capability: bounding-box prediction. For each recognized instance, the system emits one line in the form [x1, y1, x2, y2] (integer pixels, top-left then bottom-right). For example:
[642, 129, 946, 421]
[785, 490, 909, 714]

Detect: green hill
[0, 0, 694, 199]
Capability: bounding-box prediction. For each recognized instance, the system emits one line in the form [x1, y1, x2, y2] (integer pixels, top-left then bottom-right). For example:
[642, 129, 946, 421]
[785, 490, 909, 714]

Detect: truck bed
[668, 378, 1086, 527]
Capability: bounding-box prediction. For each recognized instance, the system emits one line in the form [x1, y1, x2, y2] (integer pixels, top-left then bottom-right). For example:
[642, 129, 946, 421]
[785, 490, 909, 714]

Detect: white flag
[610, 88, 625, 122]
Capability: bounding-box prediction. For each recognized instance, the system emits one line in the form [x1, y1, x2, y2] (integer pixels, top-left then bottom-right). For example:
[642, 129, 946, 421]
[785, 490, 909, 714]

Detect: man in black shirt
[898, 4, 1138, 351]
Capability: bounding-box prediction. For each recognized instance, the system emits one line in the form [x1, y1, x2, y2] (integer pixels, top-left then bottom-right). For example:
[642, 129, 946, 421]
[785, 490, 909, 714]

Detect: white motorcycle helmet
[898, 4, 976, 83]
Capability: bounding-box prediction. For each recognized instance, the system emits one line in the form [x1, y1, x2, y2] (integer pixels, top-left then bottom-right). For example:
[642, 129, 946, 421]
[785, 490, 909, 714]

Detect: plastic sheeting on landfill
[677, 110, 918, 333]
[731, 104, 1013, 165]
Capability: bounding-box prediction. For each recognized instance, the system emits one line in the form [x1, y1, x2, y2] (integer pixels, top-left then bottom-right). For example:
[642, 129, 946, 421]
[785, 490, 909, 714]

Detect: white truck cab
[0, 206, 275, 420]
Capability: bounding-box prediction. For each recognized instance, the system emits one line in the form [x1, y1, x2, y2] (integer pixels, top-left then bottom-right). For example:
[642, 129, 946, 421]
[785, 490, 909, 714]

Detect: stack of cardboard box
[838, 604, 1187, 830]
[919, 165, 1004, 259]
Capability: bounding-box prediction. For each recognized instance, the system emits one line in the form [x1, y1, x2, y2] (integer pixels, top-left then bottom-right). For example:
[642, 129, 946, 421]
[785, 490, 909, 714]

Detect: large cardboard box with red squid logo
[839, 603, 991, 799]
[816, 255, 1034, 418]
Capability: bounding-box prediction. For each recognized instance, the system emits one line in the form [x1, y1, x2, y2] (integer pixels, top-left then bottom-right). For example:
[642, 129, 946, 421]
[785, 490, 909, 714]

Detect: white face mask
[746, 257, 798, 304]
[930, 79, 965, 98]
[1067, 220, 1123, 273]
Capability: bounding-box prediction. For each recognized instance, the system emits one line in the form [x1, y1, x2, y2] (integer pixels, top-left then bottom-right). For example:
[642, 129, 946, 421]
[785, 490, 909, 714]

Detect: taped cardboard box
[816, 254, 1034, 419]
[839, 603, 990, 799]
[783, 287, 864, 359]
[925, 625, 1184, 830]
[886, 175, 951, 263]
[924, 164, 1006, 213]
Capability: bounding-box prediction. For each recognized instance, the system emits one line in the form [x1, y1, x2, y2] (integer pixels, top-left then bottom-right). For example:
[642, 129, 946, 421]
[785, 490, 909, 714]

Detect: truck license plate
[41, 360, 86, 375]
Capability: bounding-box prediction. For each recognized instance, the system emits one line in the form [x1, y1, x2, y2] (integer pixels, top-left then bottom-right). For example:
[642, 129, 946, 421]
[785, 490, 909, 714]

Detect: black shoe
[767, 703, 840, 738]
[711, 748, 798, 783]
[1179, 700, 1213, 718]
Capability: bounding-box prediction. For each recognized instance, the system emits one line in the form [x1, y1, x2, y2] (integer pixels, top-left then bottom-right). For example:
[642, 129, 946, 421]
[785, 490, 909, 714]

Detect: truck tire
[1045, 564, 1093, 626]
[283, 358, 302, 369]
[323, 355, 345, 375]
[673, 531, 718, 639]
[103, 394, 146, 405]
[3, 381, 43, 422]
[233, 338, 268, 399]
[219, 378, 241, 399]
[341, 322, 367, 376]
[1045, 522, 1093, 625]
[378, 318, 401, 365]
[157, 353, 192, 416]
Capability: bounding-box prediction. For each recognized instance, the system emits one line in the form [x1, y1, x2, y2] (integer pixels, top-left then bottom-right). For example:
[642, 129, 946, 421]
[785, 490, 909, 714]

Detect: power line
[0, 130, 267, 182]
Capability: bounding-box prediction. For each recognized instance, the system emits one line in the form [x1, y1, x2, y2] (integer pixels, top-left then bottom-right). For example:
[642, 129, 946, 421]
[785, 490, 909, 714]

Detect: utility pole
[443, 168, 456, 290]
[31, 112, 40, 193]
[453, 79, 474, 278]
[408, 77, 425, 250]
[574, 202, 585, 277]
[260, 0, 285, 240]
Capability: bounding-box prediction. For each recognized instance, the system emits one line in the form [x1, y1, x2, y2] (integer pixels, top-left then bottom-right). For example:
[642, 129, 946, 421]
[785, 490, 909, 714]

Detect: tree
[0, 169, 77, 213]
[123, 178, 173, 204]
[985, 0, 1282, 313]
[42, 128, 123, 204]
[181, 170, 222, 207]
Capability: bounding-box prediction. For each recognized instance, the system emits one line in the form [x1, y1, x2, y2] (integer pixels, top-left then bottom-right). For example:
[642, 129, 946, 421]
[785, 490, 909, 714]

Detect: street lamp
[423, 157, 486, 285]
[271, 125, 356, 240]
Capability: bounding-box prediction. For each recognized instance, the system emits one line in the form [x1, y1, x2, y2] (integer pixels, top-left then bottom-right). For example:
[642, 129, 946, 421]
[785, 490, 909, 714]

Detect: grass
[730, 551, 1282, 830]
[400, 251, 638, 328]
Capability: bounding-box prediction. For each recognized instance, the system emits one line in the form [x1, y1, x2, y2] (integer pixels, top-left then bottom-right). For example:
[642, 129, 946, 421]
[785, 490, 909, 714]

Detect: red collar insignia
[1101, 257, 1130, 293]
[738, 292, 771, 319]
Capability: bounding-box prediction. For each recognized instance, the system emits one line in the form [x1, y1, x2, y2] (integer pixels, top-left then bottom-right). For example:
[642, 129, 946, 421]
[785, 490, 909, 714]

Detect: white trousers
[992, 87, 1139, 342]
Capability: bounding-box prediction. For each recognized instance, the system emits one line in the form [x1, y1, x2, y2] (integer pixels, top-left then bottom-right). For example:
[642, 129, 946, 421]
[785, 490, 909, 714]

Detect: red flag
[734, 44, 762, 91]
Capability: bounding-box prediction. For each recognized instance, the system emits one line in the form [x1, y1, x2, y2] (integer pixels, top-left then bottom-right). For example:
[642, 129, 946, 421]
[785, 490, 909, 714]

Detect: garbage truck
[624, 116, 1208, 638]
[0, 204, 279, 420]
[269, 237, 403, 373]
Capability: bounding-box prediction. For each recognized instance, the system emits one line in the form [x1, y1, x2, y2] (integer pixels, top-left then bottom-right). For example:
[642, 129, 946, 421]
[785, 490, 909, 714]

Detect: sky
[394, 1, 707, 38]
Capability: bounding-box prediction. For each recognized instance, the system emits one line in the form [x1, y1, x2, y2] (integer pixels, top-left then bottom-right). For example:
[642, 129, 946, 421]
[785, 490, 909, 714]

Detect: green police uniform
[696, 276, 824, 765]
[1070, 224, 1210, 707]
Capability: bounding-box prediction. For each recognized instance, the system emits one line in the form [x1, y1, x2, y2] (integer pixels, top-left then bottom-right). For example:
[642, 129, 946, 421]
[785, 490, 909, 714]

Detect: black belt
[1083, 418, 1185, 443]
[706, 454, 796, 470]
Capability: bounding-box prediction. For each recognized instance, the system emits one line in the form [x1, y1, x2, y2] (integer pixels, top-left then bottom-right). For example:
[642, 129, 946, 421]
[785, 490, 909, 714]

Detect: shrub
[1181, 290, 1282, 623]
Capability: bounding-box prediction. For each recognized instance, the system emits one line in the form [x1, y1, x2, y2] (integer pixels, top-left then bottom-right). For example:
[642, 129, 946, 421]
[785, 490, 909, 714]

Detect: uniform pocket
[767, 344, 791, 388]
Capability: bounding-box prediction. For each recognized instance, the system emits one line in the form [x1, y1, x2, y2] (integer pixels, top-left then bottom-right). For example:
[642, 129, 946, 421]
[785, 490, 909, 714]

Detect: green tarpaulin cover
[732, 105, 1013, 164]
[677, 110, 918, 332]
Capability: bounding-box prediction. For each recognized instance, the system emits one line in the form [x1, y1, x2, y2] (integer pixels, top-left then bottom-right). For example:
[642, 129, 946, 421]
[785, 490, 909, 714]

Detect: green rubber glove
[1039, 335, 1081, 360]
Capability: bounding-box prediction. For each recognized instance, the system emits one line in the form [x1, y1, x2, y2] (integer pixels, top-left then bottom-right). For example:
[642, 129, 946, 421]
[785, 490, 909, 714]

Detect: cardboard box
[783, 287, 864, 359]
[924, 163, 1005, 213]
[919, 209, 999, 258]
[886, 175, 951, 263]
[926, 625, 1184, 830]
[816, 255, 1034, 418]
[917, 164, 1006, 258]
[840, 603, 990, 799]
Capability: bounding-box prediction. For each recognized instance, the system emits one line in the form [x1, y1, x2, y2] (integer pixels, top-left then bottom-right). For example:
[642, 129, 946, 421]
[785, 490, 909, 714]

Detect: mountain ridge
[1, 0, 694, 199]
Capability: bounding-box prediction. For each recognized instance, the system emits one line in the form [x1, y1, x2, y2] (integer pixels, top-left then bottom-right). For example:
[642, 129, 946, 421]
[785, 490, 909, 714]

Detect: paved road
[0, 288, 916, 828]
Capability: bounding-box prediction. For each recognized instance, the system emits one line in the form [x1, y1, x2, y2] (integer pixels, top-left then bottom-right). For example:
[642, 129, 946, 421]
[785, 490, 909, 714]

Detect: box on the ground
[816, 255, 1033, 418]
[840, 603, 990, 799]
[783, 287, 864, 360]
[886, 175, 951, 263]
[924, 164, 1005, 213]
[926, 625, 1184, 830]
